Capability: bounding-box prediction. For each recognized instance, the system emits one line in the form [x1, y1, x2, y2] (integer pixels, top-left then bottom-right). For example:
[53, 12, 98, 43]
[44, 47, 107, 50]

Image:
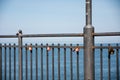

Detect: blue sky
[0, 0, 120, 43]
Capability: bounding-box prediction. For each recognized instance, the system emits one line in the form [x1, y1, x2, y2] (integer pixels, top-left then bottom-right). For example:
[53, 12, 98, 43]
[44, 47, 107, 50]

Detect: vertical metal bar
[4, 44, 6, 80]
[41, 44, 43, 80]
[46, 44, 49, 80]
[58, 44, 60, 80]
[100, 44, 103, 80]
[9, 44, 11, 80]
[0, 43, 2, 80]
[25, 44, 28, 80]
[108, 44, 111, 80]
[18, 30, 23, 80]
[76, 44, 79, 80]
[84, 0, 94, 79]
[35, 44, 38, 80]
[116, 44, 119, 80]
[52, 44, 54, 80]
[30, 44, 32, 80]
[86, 0, 92, 25]
[64, 44, 66, 80]
[84, 26, 95, 80]
[21, 46, 23, 80]
[70, 44, 73, 80]
[14, 44, 16, 80]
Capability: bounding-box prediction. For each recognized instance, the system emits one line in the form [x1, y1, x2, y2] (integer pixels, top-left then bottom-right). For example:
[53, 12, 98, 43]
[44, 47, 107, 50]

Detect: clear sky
[0, 0, 120, 44]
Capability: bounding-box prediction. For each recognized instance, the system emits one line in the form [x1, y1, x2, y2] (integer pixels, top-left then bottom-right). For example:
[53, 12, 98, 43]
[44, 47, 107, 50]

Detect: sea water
[1, 43, 120, 80]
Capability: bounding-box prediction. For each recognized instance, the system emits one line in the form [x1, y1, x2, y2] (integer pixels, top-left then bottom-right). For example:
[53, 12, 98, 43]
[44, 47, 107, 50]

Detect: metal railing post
[0, 44, 2, 80]
[17, 30, 23, 80]
[84, 0, 95, 80]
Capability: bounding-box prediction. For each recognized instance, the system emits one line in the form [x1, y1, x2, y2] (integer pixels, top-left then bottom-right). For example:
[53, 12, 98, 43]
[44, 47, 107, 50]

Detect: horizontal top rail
[0, 35, 17, 38]
[93, 32, 120, 36]
[22, 33, 84, 37]
[0, 33, 83, 38]
[0, 32, 120, 38]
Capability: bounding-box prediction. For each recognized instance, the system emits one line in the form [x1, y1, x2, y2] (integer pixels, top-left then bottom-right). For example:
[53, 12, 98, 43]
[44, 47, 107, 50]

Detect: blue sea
[1, 43, 120, 80]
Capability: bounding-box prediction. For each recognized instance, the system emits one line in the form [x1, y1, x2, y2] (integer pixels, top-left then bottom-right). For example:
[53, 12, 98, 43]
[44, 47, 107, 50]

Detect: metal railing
[0, 42, 120, 80]
[0, 0, 120, 80]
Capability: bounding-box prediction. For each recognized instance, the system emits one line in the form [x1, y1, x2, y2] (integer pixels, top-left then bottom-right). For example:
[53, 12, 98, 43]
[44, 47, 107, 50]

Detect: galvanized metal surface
[0, 33, 83, 38]
[108, 44, 111, 80]
[35, 44, 38, 80]
[41, 44, 43, 80]
[116, 44, 119, 80]
[70, 44, 73, 80]
[1, 43, 120, 80]
[0, 44, 2, 80]
[25, 44, 28, 80]
[13, 44, 16, 80]
[0, 32, 120, 38]
[93, 32, 120, 36]
[0, 0, 120, 80]
[52, 44, 55, 80]
[1, 44, 120, 49]
[30, 45, 32, 80]
[84, 27, 95, 80]
[58, 44, 60, 80]
[86, 0, 92, 25]
[46, 44, 49, 80]
[76, 44, 80, 80]
[64, 44, 66, 80]
[18, 30, 23, 80]
[9, 44, 11, 80]
[84, 0, 95, 80]
[4, 44, 7, 80]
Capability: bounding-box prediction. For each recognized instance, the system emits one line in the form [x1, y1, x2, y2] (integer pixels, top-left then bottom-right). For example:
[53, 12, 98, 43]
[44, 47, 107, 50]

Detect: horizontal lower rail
[93, 46, 120, 49]
[1, 44, 120, 49]
[0, 45, 83, 48]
